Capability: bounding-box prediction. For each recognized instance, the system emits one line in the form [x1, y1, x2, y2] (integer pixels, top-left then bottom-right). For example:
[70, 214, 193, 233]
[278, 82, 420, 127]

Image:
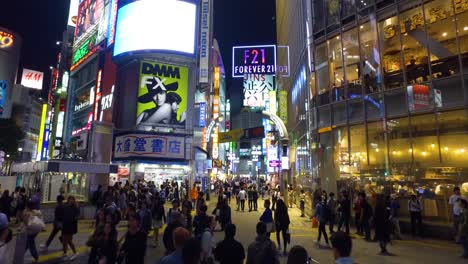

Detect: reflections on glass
[328, 35, 344, 102]
[343, 28, 360, 100]
[378, 14, 405, 89]
[424, 0, 459, 79]
[455, 1, 468, 71]
[315, 42, 330, 105]
[367, 121, 387, 168]
[410, 114, 440, 166]
[438, 110, 468, 168]
[333, 126, 350, 178]
[350, 124, 367, 174]
[360, 17, 382, 94]
[387, 117, 413, 178]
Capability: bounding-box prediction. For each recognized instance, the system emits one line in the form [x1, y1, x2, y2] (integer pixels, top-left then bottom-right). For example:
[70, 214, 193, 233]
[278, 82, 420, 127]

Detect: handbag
[27, 216, 45, 235]
[266, 222, 275, 233]
[311, 217, 319, 228]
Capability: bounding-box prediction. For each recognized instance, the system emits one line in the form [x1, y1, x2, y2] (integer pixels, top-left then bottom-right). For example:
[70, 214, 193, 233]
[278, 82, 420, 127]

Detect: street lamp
[18, 147, 23, 152]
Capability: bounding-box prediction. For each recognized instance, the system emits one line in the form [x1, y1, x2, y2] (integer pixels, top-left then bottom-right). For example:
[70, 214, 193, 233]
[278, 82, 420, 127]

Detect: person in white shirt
[238, 188, 247, 212]
[449, 186, 467, 240]
[201, 216, 216, 263]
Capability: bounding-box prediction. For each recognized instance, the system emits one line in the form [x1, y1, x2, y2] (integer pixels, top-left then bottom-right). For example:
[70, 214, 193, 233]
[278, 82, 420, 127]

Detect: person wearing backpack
[315, 195, 330, 247]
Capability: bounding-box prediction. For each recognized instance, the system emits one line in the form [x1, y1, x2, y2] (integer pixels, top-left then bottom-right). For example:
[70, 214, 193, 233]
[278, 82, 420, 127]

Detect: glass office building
[302, 0, 468, 224]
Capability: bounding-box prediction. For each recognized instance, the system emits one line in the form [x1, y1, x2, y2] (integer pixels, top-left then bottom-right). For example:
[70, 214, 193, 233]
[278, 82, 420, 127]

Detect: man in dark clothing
[41, 194, 65, 250]
[360, 192, 373, 241]
[248, 187, 254, 212]
[193, 204, 210, 239]
[247, 222, 279, 264]
[119, 213, 146, 264]
[163, 211, 183, 255]
[252, 187, 259, 211]
[214, 224, 245, 264]
[337, 191, 351, 234]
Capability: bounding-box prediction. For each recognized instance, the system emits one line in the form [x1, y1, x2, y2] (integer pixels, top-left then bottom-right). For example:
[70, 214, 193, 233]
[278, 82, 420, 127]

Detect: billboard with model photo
[136, 61, 188, 130]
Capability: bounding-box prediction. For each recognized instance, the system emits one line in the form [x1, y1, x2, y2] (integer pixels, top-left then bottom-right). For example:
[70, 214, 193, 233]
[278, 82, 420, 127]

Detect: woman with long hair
[87, 221, 118, 264]
[275, 198, 290, 255]
[62, 196, 80, 260]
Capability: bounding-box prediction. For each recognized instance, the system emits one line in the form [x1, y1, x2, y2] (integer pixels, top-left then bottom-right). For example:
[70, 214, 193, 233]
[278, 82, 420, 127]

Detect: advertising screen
[68, 0, 80, 26]
[243, 74, 274, 108]
[136, 61, 188, 130]
[232, 45, 276, 78]
[113, 0, 196, 57]
[75, 0, 110, 46]
[21, 68, 44, 90]
[0, 80, 6, 116]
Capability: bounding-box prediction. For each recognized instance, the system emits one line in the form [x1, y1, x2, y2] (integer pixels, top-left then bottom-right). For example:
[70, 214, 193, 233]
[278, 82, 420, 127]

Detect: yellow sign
[279, 90, 287, 125]
[36, 104, 48, 161]
[0, 31, 14, 49]
[269, 90, 277, 114]
[136, 61, 188, 129]
[218, 129, 244, 143]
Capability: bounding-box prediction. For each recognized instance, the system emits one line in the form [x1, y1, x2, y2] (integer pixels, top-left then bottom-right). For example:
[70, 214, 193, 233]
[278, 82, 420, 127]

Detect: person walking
[360, 192, 373, 241]
[331, 231, 353, 264]
[118, 213, 147, 264]
[137, 201, 152, 235]
[450, 187, 467, 241]
[274, 198, 290, 255]
[0, 190, 12, 222]
[0, 212, 14, 263]
[374, 194, 392, 255]
[118, 189, 128, 220]
[389, 194, 402, 239]
[190, 185, 199, 210]
[182, 238, 203, 264]
[19, 201, 45, 264]
[253, 186, 259, 211]
[272, 187, 280, 211]
[87, 221, 118, 264]
[315, 195, 330, 247]
[458, 198, 468, 258]
[299, 190, 306, 217]
[214, 223, 245, 264]
[41, 194, 65, 250]
[337, 191, 351, 234]
[247, 222, 280, 264]
[62, 195, 80, 260]
[286, 245, 308, 264]
[328, 192, 338, 234]
[238, 188, 247, 212]
[260, 199, 274, 237]
[193, 204, 210, 240]
[201, 216, 217, 263]
[219, 198, 231, 231]
[248, 187, 254, 212]
[160, 227, 191, 264]
[151, 195, 166, 247]
[167, 199, 181, 227]
[353, 194, 362, 235]
[408, 194, 423, 237]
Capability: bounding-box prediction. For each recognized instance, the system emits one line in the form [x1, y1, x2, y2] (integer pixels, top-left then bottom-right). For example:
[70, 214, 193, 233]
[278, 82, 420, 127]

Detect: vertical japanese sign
[279, 90, 288, 124]
[136, 61, 188, 130]
[199, 102, 206, 127]
[199, 0, 210, 83]
[114, 134, 185, 159]
[243, 74, 274, 108]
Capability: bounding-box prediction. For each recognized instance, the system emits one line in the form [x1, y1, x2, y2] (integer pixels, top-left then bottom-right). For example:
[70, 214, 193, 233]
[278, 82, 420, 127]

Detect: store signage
[434, 88, 442, 108]
[21, 69, 44, 90]
[199, 102, 206, 127]
[67, 0, 79, 26]
[218, 129, 244, 143]
[0, 31, 14, 49]
[251, 145, 262, 156]
[232, 45, 277, 78]
[0, 80, 6, 117]
[59, 71, 69, 94]
[281, 156, 289, 169]
[71, 112, 93, 136]
[242, 126, 265, 140]
[101, 90, 113, 110]
[279, 90, 288, 124]
[269, 160, 281, 167]
[243, 74, 275, 108]
[36, 104, 48, 161]
[74, 101, 90, 112]
[277, 46, 290, 77]
[72, 32, 97, 66]
[199, 0, 211, 83]
[107, 0, 118, 47]
[269, 90, 277, 114]
[114, 133, 185, 160]
[407, 84, 430, 111]
[113, 0, 196, 57]
[74, 0, 111, 47]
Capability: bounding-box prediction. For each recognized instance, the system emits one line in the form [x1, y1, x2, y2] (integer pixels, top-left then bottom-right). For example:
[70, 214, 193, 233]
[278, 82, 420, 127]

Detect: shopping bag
[27, 216, 45, 235]
[311, 217, 318, 228]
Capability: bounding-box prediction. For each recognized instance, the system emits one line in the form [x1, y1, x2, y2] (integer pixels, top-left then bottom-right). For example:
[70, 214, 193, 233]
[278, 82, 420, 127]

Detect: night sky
[0, 0, 276, 107]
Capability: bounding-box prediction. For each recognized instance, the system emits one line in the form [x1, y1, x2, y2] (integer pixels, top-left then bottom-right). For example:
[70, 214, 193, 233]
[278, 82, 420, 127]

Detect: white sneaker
[39, 244, 47, 250]
[69, 253, 78, 261]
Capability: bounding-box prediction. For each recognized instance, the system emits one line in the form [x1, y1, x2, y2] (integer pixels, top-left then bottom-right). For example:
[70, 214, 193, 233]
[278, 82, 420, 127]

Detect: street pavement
[19, 197, 468, 264]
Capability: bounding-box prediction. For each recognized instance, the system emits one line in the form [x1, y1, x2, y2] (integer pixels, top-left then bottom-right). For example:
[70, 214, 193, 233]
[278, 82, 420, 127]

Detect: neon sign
[0, 31, 14, 49]
[71, 33, 98, 70]
[232, 45, 276, 78]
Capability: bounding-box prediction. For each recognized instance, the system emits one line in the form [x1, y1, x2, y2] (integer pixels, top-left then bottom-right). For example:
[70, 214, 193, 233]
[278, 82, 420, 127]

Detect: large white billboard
[67, 0, 80, 27]
[113, 0, 196, 57]
[21, 68, 44, 90]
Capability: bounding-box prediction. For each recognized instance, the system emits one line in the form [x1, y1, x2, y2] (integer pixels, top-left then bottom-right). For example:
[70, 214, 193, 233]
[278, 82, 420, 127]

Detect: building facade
[278, 0, 468, 227]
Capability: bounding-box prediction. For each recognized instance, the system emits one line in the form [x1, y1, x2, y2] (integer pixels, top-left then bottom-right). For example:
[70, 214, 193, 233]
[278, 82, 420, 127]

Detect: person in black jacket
[359, 192, 373, 241]
[214, 223, 245, 264]
[163, 211, 183, 255]
[118, 213, 146, 264]
[275, 198, 290, 255]
[374, 194, 392, 255]
[219, 198, 232, 231]
[42, 194, 65, 250]
[337, 191, 351, 234]
[253, 186, 259, 211]
[87, 222, 118, 264]
[62, 196, 80, 260]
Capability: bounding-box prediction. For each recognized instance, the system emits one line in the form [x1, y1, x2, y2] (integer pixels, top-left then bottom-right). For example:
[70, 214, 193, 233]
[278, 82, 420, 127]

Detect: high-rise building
[277, 0, 468, 231]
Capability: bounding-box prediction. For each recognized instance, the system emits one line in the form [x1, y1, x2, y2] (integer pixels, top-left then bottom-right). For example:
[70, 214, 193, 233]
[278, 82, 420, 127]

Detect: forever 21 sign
[232, 45, 276, 78]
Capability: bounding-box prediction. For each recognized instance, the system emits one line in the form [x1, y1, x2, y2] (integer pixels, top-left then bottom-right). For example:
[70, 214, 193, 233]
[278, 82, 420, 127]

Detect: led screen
[113, 0, 196, 57]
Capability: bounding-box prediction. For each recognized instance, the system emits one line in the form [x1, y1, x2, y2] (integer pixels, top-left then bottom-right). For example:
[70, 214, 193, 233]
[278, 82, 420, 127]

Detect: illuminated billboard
[243, 74, 274, 108]
[232, 45, 276, 78]
[113, 0, 196, 57]
[407, 84, 430, 111]
[0, 80, 6, 117]
[75, 0, 110, 46]
[136, 61, 188, 130]
[67, 0, 80, 26]
[0, 30, 14, 49]
[21, 68, 44, 90]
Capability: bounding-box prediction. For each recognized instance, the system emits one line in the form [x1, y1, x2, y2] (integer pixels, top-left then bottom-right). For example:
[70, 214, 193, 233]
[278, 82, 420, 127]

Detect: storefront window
[365, 93, 384, 121]
[438, 110, 468, 168]
[315, 42, 330, 105]
[410, 114, 440, 168]
[360, 18, 382, 94]
[399, 4, 430, 84]
[424, 0, 460, 79]
[350, 124, 367, 175]
[367, 121, 387, 169]
[385, 88, 408, 117]
[378, 13, 404, 88]
[455, 1, 468, 71]
[387, 117, 413, 178]
[328, 36, 344, 102]
[343, 28, 360, 99]
[333, 126, 350, 178]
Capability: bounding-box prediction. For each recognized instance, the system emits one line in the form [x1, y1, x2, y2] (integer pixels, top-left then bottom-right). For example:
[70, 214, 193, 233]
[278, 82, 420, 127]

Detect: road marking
[38, 246, 89, 263]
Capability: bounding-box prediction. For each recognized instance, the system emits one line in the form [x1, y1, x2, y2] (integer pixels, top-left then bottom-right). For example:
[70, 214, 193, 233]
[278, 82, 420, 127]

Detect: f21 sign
[232, 45, 276, 78]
